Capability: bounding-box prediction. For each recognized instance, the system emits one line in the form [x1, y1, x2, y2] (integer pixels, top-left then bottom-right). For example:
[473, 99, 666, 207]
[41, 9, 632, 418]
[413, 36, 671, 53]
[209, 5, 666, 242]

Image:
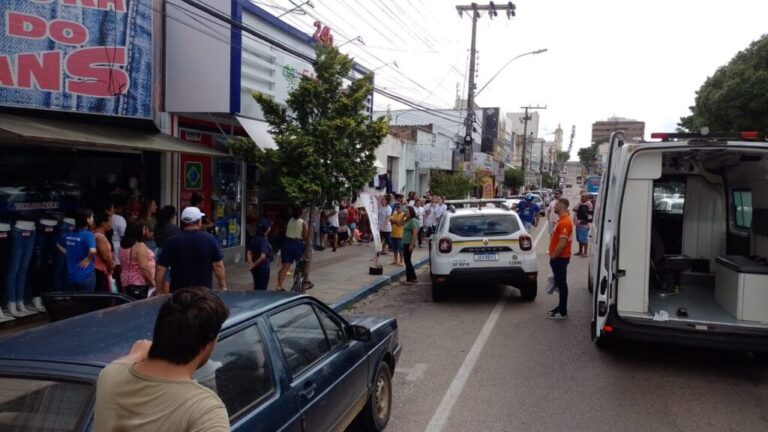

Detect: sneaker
[546, 311, 568, 320]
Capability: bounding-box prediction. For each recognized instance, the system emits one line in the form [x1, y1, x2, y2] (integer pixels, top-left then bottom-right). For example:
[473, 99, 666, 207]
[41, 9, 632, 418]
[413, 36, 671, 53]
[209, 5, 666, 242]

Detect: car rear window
[448, 215, 520, 237]
[0, 377, 92, 431]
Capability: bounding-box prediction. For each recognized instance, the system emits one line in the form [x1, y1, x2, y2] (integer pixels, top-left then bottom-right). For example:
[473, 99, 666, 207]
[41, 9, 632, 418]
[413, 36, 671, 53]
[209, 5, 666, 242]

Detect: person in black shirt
[154, 205, 180, 254]
[247, 219, 273, 291]
[155, 207, 226, 293]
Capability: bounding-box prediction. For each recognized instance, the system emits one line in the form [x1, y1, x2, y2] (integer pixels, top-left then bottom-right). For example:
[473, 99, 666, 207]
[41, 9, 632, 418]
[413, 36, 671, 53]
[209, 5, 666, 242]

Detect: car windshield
[0, 377, 92, 431]
[448, 214, 520, 237]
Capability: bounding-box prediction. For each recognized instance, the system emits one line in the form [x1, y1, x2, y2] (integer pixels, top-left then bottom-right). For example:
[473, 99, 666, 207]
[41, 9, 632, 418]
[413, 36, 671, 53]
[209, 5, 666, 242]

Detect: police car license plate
[474, 253, 498, 262]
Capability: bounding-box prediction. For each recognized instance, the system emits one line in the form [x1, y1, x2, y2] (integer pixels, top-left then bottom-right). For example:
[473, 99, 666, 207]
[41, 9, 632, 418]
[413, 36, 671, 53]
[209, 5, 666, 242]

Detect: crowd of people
[58, 196, 228, 298]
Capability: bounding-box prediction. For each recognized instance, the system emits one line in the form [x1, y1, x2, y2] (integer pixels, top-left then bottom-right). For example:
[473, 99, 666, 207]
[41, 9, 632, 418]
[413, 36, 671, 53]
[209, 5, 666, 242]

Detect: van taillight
[519, 235, 532, 251]
[438, 238, 452, 253]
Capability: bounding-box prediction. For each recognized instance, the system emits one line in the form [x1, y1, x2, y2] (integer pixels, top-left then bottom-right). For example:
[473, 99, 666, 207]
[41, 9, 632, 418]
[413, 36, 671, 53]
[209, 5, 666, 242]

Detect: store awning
[235, 116, 278, 150]
[0, 113, 227, 156]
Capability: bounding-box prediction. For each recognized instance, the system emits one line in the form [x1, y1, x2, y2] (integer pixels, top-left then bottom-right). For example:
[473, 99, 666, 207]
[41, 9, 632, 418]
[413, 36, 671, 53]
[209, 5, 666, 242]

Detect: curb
[331, 256, 429, 311]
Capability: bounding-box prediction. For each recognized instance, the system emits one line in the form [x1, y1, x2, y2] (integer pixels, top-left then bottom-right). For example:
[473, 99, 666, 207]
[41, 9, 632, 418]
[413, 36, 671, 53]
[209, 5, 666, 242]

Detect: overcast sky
[265, 0, 767, 155]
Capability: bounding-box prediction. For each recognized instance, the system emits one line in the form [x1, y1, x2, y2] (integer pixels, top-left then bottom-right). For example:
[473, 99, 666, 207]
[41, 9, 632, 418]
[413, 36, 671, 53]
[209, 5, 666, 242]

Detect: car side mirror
[347, 325, 372, 342]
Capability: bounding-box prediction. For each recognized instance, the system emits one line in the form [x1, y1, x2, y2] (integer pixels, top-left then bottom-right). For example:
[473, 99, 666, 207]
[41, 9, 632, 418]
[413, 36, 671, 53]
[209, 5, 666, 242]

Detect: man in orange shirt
[547, 198, 574, 320]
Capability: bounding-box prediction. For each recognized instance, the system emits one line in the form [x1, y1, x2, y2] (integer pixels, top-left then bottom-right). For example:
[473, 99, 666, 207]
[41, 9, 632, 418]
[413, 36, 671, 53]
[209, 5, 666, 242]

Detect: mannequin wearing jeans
[0, 223, 13, 322]
[6, 220, 36, 316]
[28, 219, 59, 312]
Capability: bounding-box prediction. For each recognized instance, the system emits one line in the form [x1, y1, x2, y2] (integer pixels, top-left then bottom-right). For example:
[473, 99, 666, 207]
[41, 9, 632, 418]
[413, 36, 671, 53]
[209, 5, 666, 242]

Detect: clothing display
[28, 219, 59, 309]
[5, 221, 37, 307]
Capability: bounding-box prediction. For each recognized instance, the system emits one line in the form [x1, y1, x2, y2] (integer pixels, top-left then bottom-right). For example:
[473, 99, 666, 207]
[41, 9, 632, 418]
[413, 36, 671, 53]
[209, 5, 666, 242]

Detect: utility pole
[457, 2, 516, 163]
[519, 104, 546, 189]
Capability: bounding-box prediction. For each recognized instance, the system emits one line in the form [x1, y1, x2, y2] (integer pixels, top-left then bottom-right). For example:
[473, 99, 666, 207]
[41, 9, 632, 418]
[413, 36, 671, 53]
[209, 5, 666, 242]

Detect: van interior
[617, 147, 768, 329]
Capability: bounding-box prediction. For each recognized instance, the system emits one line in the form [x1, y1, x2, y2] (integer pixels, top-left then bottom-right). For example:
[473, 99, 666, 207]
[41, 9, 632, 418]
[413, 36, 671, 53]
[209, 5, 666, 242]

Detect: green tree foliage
[541, 172, 557, 189]
[504, 167, 524, 190]
[429, 171, 475, 199]
[679, 34, 768, 134]
[578, 145, 599, 174]
[228, 44, 389, 283]
[556, 151, 570, 166]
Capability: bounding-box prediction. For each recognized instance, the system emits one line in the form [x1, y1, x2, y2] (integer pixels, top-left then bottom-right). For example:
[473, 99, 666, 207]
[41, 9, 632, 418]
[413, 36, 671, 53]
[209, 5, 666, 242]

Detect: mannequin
[6, 219, 36, 316]
[28, 218, 59, 312]
[0, 223, 13, 322]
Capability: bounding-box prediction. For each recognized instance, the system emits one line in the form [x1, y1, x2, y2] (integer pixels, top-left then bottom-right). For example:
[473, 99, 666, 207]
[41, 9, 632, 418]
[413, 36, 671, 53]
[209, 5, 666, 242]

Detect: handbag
[124, 285, 151, 300]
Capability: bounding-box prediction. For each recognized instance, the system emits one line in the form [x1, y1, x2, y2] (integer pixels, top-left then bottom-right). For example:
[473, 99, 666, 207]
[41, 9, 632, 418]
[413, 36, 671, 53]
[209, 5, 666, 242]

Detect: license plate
[474, 253, 498, 262]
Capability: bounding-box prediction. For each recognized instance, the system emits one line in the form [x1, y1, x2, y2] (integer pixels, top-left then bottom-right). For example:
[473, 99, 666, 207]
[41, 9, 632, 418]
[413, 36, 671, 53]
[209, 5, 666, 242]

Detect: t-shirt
[111, 214, 127, 266]
[517, 201, 540, 225]
[248, 235, 272, 266]
[326, 205, 340, 227]
[378, 205, 392, 232]
[424, 203, 436, 227]
[155, 223, 180, 248]
[415, 206, 425, 223]
[434, 204, 447, 223]
[157, 230, 224, 292]
[549, 214, 574, 258]
[575, 201, 593, 227]
[546, 201, 558, 228]
[347, 206, 357, 225]
[402, 218, 421, 245]
[94, 361, 229, 432]
[60, 229, 96, 283]
[390, 212, 406, 238]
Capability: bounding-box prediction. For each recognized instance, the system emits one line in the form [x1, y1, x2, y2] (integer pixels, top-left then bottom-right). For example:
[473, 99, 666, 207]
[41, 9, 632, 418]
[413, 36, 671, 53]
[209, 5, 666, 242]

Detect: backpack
[576, 203, 589, 224]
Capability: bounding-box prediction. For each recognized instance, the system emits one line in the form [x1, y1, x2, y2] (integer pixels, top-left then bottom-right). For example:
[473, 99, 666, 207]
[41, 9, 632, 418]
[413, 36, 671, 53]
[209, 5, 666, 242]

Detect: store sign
[312, 21, 334, 45]
[417, 146, 452, 170]
[0, 0, 153, 118]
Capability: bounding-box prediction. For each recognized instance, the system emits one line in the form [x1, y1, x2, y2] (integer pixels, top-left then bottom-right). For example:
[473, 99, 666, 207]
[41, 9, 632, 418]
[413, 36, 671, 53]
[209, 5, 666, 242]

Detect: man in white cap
[155, 207, 226, 293]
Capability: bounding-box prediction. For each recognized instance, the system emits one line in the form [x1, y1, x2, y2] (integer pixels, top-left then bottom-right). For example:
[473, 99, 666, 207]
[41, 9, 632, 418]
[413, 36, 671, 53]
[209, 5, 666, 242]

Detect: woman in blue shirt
[247, 219, 273, 291]
[57, 208, 97, 292]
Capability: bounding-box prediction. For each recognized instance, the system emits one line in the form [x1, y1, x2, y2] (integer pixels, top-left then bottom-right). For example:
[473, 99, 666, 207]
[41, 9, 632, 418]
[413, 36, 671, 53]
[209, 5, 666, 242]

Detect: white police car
[429, 200, 538, 301]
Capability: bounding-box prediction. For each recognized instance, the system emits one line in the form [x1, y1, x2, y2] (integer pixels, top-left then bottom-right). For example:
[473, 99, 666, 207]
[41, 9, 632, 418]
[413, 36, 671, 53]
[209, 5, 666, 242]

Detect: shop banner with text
[361, 192, 381, 253]
[0, 0, 153, 118]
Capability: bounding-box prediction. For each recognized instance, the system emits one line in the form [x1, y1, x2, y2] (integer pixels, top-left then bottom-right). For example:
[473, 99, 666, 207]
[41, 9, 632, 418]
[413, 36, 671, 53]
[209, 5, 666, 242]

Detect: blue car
[0, 291, 401, 431]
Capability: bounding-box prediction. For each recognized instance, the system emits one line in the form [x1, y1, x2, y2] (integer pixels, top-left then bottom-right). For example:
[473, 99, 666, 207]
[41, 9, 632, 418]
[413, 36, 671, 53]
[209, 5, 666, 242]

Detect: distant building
[591, 117, 645, 144]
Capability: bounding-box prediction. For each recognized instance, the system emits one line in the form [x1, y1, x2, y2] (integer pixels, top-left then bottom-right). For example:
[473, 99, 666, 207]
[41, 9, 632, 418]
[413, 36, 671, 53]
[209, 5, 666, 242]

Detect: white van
[589, 132, 768, 353]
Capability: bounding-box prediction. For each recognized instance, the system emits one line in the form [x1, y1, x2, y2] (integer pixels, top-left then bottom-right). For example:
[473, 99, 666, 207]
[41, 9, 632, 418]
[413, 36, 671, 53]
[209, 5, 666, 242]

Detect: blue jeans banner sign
[0, 0, 153, 118]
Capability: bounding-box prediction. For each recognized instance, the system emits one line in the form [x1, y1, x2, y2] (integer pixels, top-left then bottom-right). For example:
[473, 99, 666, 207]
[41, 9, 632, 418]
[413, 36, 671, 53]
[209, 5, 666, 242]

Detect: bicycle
[291, 256, 314, 293]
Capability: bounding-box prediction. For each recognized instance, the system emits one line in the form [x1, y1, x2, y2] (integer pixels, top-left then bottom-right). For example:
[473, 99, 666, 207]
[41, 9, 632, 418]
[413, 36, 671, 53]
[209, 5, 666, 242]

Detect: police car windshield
[448, 215, 520, 237]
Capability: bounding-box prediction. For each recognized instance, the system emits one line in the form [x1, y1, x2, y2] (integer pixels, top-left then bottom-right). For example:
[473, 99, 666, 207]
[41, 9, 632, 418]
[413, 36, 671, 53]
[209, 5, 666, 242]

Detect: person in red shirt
[547, 198, 574, 319]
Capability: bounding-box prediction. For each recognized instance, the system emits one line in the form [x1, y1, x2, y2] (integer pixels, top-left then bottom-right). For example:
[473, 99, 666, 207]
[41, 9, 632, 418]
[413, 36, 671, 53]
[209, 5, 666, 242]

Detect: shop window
[212, 159, 243, 248]
[733, 190, 753, 229]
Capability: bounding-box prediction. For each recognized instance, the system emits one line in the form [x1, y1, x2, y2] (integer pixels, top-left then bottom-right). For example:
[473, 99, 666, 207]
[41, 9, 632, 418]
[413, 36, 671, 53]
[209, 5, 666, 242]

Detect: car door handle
[299, 382, 316, 401]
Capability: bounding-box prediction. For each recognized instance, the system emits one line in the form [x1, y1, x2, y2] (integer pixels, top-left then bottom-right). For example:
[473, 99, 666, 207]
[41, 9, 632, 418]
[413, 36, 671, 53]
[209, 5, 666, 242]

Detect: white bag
[546, 275, 558, 294]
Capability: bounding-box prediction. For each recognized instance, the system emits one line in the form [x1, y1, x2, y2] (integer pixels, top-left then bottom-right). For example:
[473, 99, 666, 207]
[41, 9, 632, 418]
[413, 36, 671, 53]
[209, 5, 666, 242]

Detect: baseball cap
[181, 206, 205, 223]
[257, 218, 272, 231]
[525, 193, 534, 201]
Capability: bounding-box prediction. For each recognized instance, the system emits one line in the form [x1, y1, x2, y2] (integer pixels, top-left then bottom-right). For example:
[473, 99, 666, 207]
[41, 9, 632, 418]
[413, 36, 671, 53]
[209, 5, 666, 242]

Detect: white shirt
[327, 205, 339, 227]
[547, 200, 558, 230]
[434, 204, 447, 223]
[111, 214, 127, 265]
[415, 206, 425, 223]
[378, 205, 392, 232]
[424, 203, 435, 227]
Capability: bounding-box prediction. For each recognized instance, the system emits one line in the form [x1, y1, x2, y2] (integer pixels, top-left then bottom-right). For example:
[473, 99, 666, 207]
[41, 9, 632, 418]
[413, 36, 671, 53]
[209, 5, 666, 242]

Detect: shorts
[348, 222, 357, 231]
[281, 239, 305, 264]
[320, 224, 337, 235]
[338, 229, 349, 242]
[380, 231, 392, 248]
[391, 237, 403, 252]
[576, 225, 589, 244]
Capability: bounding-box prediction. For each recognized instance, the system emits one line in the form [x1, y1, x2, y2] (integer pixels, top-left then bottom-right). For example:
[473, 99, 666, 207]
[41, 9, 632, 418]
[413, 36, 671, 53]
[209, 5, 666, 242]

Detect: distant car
[0, 292, 401, 432]
[429, 202, 538, 301]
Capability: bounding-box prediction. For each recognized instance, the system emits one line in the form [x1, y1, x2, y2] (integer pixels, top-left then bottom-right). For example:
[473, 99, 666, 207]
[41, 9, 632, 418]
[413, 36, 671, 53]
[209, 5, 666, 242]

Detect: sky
[261, 0, 768, 156]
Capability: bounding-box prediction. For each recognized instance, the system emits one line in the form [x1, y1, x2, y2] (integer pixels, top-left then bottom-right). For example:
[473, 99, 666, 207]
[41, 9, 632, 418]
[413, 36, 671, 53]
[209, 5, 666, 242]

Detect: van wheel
[520, 281, 537, 301]
[357, 361, 392, 431]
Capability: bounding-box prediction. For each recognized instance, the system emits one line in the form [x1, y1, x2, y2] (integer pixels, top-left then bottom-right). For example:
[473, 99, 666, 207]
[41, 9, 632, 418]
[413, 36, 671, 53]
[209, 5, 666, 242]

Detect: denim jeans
[5, 228, 36, 303]
[28, 223, 59, 298]
[70, 273, 96, 293]
[404, 247, 416, 281]
[0, 0, 153, 117]
[0, 230, 11, 303]
[550, 258, 570, 316]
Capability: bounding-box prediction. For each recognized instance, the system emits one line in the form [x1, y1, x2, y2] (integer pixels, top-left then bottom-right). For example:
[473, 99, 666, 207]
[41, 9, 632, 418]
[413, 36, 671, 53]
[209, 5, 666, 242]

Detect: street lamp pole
[474, 48, 547, 98]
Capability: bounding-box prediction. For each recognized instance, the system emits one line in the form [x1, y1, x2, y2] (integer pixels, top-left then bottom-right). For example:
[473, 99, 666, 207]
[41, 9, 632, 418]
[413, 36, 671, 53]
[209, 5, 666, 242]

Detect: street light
[337, 35, 364, 48]
[371, 60, 400, 72]
[474, 48, 547, 97]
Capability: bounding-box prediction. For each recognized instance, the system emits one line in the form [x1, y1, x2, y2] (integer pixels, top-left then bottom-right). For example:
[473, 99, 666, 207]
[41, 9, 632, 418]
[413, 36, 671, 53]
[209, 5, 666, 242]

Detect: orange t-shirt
[549, 214, 574, 258]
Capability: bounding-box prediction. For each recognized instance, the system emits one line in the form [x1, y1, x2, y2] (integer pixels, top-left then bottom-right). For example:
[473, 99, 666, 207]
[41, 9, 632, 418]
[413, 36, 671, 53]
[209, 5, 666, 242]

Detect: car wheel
[520, 281, 537, 301]
[358, 361, 393, 432]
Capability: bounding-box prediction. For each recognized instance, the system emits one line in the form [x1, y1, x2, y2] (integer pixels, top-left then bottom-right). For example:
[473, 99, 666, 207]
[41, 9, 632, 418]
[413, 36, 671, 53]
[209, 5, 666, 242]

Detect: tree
[556, 151, 570, 166]
[541, 172, 557, 189]
[228, 43, 389, 284]
[679, 34, 768, 134]
[578, 144, 599, 174]
[504, 167, 524, 191]
[429, 171, 475, 199]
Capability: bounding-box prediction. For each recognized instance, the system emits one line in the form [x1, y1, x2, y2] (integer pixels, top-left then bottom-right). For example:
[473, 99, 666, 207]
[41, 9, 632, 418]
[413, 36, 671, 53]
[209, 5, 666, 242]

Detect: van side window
[193, 325, 274, 418]
[733, 190, 753, 229]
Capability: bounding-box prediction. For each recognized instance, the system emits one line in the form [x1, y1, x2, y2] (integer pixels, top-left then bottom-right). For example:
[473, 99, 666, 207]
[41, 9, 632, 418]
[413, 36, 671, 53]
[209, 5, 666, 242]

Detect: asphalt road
[349, 202, 768, 432]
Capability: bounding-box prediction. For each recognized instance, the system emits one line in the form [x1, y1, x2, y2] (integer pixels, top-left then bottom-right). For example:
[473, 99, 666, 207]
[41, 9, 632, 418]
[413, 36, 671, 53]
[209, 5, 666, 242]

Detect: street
[349, 219, 768, 432]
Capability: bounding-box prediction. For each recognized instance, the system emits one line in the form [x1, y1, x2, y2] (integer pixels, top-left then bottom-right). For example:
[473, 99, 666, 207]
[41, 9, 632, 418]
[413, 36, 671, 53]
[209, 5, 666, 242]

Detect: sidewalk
[227, 241, 429, 310]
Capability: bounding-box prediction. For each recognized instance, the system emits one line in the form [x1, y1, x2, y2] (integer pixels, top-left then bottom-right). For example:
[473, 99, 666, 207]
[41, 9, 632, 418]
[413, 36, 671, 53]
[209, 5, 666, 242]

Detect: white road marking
[423, 225, 548, 432]
[395, 363, 429, 381]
